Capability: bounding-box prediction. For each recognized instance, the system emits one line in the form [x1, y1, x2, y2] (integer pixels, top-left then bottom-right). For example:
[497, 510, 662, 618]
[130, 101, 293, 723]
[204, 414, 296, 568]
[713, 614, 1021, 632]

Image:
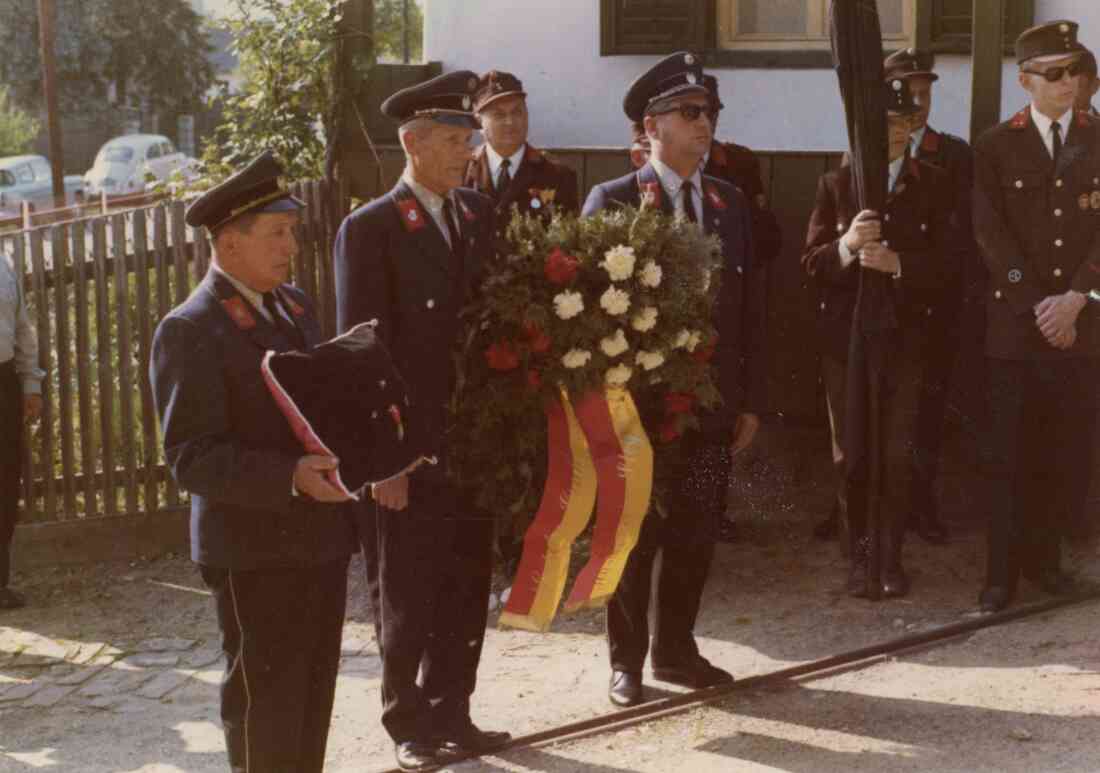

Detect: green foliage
[0, 86, 39, 156]
[451, 205, 724, 527]
[199, 0, 349, 183]
[0, 0, 214, 116]
[375, 0, 423, 62]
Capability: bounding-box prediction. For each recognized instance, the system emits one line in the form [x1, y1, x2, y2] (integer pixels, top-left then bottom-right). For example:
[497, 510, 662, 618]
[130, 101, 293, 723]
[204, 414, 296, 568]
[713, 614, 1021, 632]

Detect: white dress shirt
[649, 156, 704, 224]
[485, 143, 526, 191]
[403, 172, 454, 248]
[0, 253, 44, 394]
[909, 125, 928, 159]
[1030, 104, 1073, 159]
[213, 265, 296, 325]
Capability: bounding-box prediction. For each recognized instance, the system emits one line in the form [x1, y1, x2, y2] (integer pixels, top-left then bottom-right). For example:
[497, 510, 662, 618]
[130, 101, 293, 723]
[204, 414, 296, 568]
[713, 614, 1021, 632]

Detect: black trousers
[358, 482, 494, 744]
[0, 361, 21, 589]
[200, 559, 349, 773]
[903, 324, 958, 521]
[982, 357, 1100, 590]
[606, 434, 732, 673]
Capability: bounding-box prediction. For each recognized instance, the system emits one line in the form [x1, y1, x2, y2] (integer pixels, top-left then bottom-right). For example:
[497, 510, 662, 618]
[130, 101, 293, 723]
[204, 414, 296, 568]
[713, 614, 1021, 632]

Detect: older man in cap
[463, 70, 579, 224]
[583, 52, 765, 707]
[804, 78, 962, 599]
[973, 20, 1100, 613]
[333, 71, 508, 770]
[1075, 47, 1100, 116]
[151, 151, 356, 772]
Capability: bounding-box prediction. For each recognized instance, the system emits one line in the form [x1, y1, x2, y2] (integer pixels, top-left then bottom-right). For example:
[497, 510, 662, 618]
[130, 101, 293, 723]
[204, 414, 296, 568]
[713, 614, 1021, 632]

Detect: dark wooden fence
[4, 181, 339, 525]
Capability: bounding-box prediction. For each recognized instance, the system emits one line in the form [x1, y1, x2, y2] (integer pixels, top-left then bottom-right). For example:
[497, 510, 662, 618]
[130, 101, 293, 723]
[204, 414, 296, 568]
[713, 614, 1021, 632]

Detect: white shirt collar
[910, 125, 927, 157]
[649, 156, 702, 200]
[485, 143, 526, 183]
[1030, 104, 1073, 157]
[402, 171, 447, 216]
[888, 155, 907, 191]
[214, 264, 271, 321]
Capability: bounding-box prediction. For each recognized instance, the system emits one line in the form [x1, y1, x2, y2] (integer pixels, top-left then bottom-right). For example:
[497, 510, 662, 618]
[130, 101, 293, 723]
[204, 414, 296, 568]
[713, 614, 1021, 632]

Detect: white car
[0, 155, 84, 217]
[83, 135, 194, 198]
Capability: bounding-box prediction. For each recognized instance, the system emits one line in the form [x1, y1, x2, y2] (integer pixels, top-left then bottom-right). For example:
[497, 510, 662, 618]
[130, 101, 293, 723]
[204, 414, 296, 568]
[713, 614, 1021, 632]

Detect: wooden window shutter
[600, 0, 710, 56]
[918, 0, 1034, 54]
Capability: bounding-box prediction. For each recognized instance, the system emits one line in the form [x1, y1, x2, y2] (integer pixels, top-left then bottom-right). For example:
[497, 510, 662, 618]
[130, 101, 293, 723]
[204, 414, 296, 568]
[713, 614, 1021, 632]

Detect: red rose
[659, 417, 681, 443]
[526, 369, 542, 390]
[523, 321, 551, 353]
[664, 392, 695, 415]
[692, 336, 717, 363]
[485, 340, 520, 371]
[544, 247, 579, 285]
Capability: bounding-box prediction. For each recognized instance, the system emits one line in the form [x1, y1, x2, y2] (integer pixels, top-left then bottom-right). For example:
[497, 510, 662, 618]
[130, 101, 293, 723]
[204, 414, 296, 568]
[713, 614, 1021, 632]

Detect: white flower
[635, 349, 666, 371]
[600, 244, 637, 281]
[553, 290, 584, 320]
[674, 329, 702, 352]
[600, 329, 630, 358]
[562, 349, 592, 369]
[631, 306, 658, 332]
[605, 364, 633, 386]
[638, 261, 663, 288]
[600, 286, 631, 316]
[700, 270, 712, 294]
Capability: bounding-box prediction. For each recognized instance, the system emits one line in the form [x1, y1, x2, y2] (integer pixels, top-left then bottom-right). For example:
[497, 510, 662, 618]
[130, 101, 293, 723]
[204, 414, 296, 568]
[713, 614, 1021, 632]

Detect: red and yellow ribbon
[500, 387, 653, 631]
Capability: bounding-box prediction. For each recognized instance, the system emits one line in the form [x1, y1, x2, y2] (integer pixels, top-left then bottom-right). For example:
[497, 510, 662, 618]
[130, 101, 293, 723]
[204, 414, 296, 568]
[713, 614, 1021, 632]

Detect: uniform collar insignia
[710, 142, 728, 166]
[396, 195, 426, 232]
[703, 182, 727, 210]
[1076, 110, 1090, 128]
[525, 144, 543, 163]
[1009, 107, 1030, 129]
[220, 295, 257, 330]
[920, 128, 941, 152]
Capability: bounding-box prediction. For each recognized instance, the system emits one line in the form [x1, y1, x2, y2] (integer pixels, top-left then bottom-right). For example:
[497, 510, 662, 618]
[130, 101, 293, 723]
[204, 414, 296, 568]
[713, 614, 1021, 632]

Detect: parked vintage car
[0, 155, 85, 218]
[83, 134, 195, 198]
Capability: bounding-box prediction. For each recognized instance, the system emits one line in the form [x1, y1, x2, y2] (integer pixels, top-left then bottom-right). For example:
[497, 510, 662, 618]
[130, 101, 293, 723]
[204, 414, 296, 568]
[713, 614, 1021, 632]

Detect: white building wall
[424, 0, 1100, 151]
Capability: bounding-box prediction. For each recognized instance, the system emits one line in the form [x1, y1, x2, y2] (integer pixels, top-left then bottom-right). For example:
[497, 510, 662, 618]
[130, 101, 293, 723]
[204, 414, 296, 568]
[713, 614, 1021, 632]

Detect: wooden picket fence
[3, 180, 342, 524]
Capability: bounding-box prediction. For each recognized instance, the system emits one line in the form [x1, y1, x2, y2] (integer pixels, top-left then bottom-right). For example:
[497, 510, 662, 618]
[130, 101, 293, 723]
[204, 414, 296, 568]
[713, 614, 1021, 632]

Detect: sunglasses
[651, 103, 710, 122]
[1023, 61, 1086, 82]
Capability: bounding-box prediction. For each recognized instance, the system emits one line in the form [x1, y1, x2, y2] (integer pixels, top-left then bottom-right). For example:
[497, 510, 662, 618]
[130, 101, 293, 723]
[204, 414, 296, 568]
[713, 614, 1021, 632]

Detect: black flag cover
[261, 321, 431, 499]
[830, 0, 900, 598]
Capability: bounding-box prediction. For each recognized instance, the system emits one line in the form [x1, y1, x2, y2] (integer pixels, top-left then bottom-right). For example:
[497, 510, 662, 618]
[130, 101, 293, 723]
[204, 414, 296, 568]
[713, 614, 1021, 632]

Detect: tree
[374, 0, 423, 63]
[0, 86, 39, 157]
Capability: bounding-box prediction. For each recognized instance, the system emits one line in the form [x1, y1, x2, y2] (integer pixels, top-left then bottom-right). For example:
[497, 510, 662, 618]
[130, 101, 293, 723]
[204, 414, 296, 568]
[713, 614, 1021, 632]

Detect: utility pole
[969, 0, 1006, 143]
[402, 0, 411, 64]
[37, 0, 65, 204]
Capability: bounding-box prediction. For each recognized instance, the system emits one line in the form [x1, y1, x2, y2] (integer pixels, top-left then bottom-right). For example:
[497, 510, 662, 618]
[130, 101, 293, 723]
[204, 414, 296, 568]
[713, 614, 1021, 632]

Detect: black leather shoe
[395, 741, 442, 771]
[435, 721, 511, 757]
[652, 656, 733, 689]
[0, 588, 26, 610]
[979, 585, 1013, 613]
[813, 511, 839, 540]
[881, 567, 910, 598]
[910, 512, 949, 545]
[609, 670, 643, 706]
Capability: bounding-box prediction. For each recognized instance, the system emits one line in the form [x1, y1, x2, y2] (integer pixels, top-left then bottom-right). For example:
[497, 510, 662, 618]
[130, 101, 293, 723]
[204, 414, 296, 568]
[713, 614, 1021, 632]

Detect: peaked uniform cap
[261, 322, 428, 497]
[381, 70, 481, 129]
[701, 73, 724, 111]
[884, 48, 939, 82]
[474, 70, 527, 113]
[623, 51, 708, 122]
[1016, 20, 1084, 65]
[185, 150, 304, 233]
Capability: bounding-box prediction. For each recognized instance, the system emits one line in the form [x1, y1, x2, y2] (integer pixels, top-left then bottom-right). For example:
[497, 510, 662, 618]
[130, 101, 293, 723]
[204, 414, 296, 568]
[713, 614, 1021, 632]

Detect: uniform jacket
[704, 140, 783, 265]
[914, 126, 981, 292]
[582, 162, 765, 432]
[150, 270, 356, 569]
[974, 107, 1100, 359]
[803, 158, 964, 363]
[464, 143, 580, 229]
[333, 181, 495, 492]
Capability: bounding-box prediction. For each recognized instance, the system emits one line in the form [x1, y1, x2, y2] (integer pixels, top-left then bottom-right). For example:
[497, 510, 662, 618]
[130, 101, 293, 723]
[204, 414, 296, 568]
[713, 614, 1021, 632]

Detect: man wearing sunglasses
[973, 20, 1100, 613]
[583, 52, 765, 707]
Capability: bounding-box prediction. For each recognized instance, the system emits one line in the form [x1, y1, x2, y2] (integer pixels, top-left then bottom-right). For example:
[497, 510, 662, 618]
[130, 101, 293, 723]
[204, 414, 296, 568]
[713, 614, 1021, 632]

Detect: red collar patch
[710, 142, 728, 167]
[704, 182, 727, 210]
[906, 157, 922, 180]
[397, 197, 426, 232]
[458, 197, 477, 222]
[920, 128, 941, 153]
[1076, 110, 1090, 128]
[641, 181, 662, 208]
[1009, 107, 1030, 130]
[525, 144, 543, 163]
[221, 295, 257, 330]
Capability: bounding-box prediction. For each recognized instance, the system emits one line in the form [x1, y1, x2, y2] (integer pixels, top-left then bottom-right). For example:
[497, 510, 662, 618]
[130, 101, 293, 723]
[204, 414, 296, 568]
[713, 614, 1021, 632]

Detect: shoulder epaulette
[1009, 107, 1030, 129]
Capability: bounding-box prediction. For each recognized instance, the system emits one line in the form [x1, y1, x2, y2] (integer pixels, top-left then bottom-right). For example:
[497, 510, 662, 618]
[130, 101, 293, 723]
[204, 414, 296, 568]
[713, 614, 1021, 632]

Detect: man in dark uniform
[150, 151, 356, 773]
[463, 70, 579, 224]
[0, 248, 43, 610]
[1075, 47, 1100, 117]
[333, 71, 509, 771]
[583, 52, 765, 707]
[803, 78, 963, 598]
[973, 20, 1100, 612]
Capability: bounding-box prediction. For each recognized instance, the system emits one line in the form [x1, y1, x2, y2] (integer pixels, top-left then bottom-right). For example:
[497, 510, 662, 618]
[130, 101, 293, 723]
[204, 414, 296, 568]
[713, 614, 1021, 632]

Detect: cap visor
[477, 90, 527, 112]
[257, 195, 306, 214]
[896, 71, 939, 82]
[646, 84, 710, 113]
[1026, 51, 1083, 64]
[431, 113, 482, 129]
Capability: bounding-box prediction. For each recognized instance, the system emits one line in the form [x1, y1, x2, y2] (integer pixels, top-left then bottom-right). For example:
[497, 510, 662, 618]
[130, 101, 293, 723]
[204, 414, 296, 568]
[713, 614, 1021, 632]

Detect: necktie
[1052, 120, 1063, 165]
[443, 197, 465, 262]
[496, 158, 512, 201]
[262, 292, 304, 349]
[681, 181, 698, 224]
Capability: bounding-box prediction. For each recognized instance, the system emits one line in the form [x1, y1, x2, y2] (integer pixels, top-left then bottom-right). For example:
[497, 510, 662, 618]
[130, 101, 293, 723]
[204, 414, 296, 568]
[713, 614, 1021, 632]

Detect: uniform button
[884, 214, 891, 222]
[882, 240, 889, 247]
[820, 302, 826, 311]
[836, 223, 844, 233]
[736, 266, 743, 274]
[1056, 179, 1064, 188]
[926, 307, 933, 316]
[1055, 238, 1064, 247]
[920, 223, 927, 231]
[1015, 180, 1023, 189]
[1055, 208, 1063, 216]
[994, 290, 1002, 299]
[1054, 268, 1063, 277]
[426, 299, 435, 309]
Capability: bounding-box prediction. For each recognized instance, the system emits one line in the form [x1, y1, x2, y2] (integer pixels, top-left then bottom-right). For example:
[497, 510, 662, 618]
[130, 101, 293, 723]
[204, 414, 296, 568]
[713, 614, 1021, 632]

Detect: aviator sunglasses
[651, 103, 711, 122]
[1022, 60, 1087, 82]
